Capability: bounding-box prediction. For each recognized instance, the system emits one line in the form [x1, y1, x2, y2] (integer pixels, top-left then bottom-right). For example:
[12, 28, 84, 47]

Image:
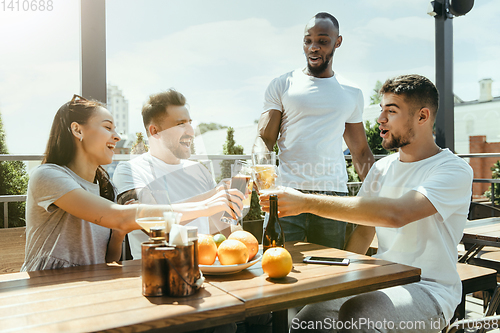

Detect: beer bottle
[262, 194, 285, 253]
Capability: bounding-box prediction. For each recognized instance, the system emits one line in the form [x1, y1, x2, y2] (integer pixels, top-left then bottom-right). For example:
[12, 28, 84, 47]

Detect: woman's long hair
[42, 96, 115, 202]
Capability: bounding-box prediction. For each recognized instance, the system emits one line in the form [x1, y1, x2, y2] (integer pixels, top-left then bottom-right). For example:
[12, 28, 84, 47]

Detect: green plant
[345, 119, 391, 195]
[0, 110, 29, 227]
[217, 127, 263, 221]
[365, 120, 391, 155]
[244, 190, 263, 221]
[369, 80, 383, 106]
[217, 127, 244, 182]
[130, 132, 148, 154]
[197, 122, 227, 135]
[484, 161, 500, 205]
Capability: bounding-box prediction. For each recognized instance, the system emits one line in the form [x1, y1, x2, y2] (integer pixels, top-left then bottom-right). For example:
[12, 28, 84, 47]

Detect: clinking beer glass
[251, 151, 279, 194]
[220, 160, 253, 225]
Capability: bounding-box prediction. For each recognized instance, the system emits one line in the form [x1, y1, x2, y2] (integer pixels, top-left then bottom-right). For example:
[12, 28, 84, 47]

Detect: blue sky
[0, 0, 499, 154]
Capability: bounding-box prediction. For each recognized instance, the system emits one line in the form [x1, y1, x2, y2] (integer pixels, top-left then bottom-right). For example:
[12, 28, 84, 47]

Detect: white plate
[200, 253, 262, 275]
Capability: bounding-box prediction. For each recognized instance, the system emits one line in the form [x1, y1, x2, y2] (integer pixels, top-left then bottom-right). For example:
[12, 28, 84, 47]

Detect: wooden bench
[0, 227, 26, 274]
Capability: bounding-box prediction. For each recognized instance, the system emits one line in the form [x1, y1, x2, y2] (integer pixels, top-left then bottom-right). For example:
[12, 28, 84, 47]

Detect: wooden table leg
[458, 243, 483, 263]
[272, 309, 288, 333]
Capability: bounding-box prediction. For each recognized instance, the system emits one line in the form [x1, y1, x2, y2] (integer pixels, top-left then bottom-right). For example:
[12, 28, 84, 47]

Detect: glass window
[0, 1, 80, 154]
[105, 1, 498, 154]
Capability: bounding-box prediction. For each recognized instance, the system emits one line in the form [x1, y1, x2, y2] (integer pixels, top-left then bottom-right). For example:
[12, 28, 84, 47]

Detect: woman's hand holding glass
[134, 186, 244, 231]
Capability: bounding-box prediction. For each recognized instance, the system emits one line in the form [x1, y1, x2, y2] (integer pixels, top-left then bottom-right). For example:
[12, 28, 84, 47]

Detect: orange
[228, 230, 259, 260]
[198, 234, 217, 265]
[261, 247, 293, 279]
[217, 239, 249, 265]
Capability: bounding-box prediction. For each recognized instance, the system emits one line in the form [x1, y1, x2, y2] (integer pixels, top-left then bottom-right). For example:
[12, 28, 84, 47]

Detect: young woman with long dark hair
[22, 95, 243, 271]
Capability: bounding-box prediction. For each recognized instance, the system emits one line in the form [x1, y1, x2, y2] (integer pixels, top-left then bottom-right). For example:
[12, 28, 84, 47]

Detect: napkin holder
[141, 227, 203, 297]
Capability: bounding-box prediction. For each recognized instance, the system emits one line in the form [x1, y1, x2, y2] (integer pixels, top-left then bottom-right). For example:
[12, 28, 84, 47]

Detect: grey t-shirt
[21, 164, 111, 271]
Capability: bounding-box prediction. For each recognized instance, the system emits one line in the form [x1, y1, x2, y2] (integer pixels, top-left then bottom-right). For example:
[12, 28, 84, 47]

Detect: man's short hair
[142, 89, 186, 135]
[314, 12, 339, 32]
[380, 74, 439, 118]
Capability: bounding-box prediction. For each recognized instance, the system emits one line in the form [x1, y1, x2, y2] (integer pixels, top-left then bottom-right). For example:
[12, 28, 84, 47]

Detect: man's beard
[166, 137, 192, 160]
[306, 50, 334, 77]
[170, 145, 191, 159]
[382, 127, 414, 150]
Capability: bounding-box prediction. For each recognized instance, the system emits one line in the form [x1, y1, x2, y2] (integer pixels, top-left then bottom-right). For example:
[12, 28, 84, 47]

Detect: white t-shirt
[113, 153, 219, 258]
[264, 69, 364, 192]
[22, 164, 111, 271]
[357, 149, 473, 322]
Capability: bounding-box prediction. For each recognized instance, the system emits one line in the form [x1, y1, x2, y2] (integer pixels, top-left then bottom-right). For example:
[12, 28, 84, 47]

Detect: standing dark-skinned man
[254, 12, 374, 249]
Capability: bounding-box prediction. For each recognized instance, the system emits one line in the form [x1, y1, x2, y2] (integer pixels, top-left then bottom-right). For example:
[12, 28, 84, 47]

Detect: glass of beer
[232, 160, 253, 216]
[251, 152, 279, 194]
[220, 160, 252, 225]
[135, 208, 168, 234]
[135, 188, 174, 234]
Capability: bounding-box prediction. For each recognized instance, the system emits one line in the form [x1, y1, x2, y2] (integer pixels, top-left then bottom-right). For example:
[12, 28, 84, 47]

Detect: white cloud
[0, 60, 80, 154]
[360, 0, 429, 13]
[355, 16, 433, 42]
[0, 1, 80, 154]
[108, 18, 305, 137]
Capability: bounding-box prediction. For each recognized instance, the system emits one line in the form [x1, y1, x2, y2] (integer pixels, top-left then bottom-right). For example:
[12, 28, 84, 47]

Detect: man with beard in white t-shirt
[115, 89, 269, 333]
[113, 89, 238, 260]
[260, 74, 473, 332]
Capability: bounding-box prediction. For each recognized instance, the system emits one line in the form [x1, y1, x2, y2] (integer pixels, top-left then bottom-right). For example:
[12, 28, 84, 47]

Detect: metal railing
[2, 153, 500, 228]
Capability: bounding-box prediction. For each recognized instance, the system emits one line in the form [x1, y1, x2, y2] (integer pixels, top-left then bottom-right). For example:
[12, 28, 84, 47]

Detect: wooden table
[0, 242, 420, 333]
[460, 218, 500, 328]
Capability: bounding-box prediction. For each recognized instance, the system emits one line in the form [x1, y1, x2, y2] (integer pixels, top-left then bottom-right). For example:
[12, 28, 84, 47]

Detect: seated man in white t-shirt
[113, 89, 236, 259]
[260, 74, 473, 331]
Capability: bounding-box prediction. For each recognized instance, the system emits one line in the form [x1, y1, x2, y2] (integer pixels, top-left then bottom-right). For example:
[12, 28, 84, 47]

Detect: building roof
[455, 96, 500, 107]
[193, 124, 257, 155]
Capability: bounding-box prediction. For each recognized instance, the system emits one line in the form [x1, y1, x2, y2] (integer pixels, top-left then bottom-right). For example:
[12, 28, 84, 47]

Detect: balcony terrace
[1, 0, 499, 330]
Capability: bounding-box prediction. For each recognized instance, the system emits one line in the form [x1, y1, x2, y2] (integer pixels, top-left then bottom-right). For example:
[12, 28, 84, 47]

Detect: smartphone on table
[303, 256, 350, 266]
